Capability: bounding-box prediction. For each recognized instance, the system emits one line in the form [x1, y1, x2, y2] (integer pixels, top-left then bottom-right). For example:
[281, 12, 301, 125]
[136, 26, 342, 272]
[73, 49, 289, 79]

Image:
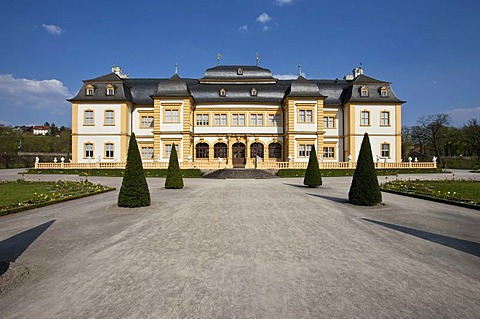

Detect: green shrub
[304, 145, 322, 187]
[165, 143, 184, 189]
[117, 133, 151, 207]
[348, 133, 382, 206]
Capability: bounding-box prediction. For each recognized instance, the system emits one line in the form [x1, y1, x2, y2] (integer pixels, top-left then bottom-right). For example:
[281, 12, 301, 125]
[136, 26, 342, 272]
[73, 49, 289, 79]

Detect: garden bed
[277, 168, 445, 178]
[0, 179, 115, 216]
[380, 179, 480, 210]
[24, 168, 203, 178]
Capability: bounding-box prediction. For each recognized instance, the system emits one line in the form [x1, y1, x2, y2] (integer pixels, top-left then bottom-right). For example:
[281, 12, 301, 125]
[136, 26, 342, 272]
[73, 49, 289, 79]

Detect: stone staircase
[203, 169, 278, 179]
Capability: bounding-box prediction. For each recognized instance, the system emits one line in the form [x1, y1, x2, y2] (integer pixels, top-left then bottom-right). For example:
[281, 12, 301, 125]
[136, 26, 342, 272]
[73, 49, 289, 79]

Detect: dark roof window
[250, 88, 257, 96]
[86, 84, 95, 96]
[106, 84, 115, 96]
[237, 68, 243, 75]
[380, 86, 388, 97]
[360, 86, 369, 97]
[219, 88, 226, 97]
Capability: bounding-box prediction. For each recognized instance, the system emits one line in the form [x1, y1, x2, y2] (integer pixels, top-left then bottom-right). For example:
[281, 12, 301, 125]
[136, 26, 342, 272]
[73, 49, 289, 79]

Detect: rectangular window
[196, 114, 209, 126]
[86, 88, 94, 96]
[361, 111, 370, 126]
[299, 144, 313, 157]
[214, 114, 227, 126]
[105, 143, 114, 158]
[381, 143, 390, 158]
[268, 114, 281, 126]
[141, 115, 154, 128]
[306, 110, 312, 123]
[85, 143, 93, 158]
[299, 110, 305, 123]
[323, 147, 335, 158]
[84, 110, 94, 125]
[107, 88, 114, 96]
[250, 114, 264, 126]
[232, 114, 245, 126]
[141, 146, 154, 159]
[165, 109, 179, 123]
[380, 111, 390, 126]
[323, 117, 335, 128]
[299, 110, 313, 123]
[105, 110, 115, 125]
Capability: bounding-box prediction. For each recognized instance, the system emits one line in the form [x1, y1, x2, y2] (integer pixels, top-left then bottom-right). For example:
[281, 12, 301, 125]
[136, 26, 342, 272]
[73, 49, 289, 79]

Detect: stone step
[203, 169, 278, 179]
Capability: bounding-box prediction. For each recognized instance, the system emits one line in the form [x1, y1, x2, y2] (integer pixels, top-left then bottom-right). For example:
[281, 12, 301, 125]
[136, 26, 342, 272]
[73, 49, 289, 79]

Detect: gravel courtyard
[0, 170, 479, 318]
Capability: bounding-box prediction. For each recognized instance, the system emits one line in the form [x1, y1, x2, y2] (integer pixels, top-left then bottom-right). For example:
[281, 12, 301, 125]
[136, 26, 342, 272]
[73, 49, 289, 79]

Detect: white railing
[35, 161, 437, 170]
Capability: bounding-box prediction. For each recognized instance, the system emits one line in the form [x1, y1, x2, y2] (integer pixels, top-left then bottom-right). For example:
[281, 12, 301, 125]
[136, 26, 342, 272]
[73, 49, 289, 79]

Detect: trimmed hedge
[348, 133, 382, 206]
[165, 143, 184, 189]
[118, 133, 151, 207]
[304, 145, 322, 187]
[277, 168, 444, 178]
[25, 168, 203, 178]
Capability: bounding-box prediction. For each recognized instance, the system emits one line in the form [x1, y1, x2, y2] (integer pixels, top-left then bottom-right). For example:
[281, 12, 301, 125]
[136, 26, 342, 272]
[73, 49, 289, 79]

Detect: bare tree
[463, 118, 480, 164]
[417, 113, 450, 166]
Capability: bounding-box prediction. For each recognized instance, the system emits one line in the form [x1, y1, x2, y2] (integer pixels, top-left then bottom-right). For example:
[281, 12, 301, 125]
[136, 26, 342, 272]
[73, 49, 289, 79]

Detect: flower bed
[381, 179, 480, 210]
[0, 179, 115, 216]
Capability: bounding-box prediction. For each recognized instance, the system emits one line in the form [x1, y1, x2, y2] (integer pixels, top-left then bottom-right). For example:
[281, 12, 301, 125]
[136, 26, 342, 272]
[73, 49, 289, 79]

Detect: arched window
[195, 142, 209, 159]
[214, 142, 228, 158]
[250, 142, 264, 158]
[268, 143, 282, 158]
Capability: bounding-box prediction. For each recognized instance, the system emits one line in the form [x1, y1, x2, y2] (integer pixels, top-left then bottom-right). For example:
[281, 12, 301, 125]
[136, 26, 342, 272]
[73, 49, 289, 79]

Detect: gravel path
[0, 170, 479, 318]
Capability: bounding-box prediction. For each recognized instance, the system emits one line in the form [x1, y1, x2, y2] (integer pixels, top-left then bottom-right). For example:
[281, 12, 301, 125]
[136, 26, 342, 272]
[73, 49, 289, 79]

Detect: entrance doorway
[232, 142, 246, 168]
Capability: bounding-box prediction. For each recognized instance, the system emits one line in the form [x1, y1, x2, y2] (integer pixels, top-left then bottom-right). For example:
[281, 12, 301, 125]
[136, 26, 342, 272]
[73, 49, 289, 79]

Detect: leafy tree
[118, 133, 151, 207]
[303, 144, 322, 187]
[348, 133, 382, 206]
[165, 143, 183, 189]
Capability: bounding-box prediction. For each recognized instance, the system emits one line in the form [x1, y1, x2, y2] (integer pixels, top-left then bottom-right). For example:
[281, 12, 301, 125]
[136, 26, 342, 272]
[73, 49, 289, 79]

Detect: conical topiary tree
[304, 144, 322, 187]
[165, 143, 183, 189]
[348, 133, 382, 206]
[118, 132, 151, 207]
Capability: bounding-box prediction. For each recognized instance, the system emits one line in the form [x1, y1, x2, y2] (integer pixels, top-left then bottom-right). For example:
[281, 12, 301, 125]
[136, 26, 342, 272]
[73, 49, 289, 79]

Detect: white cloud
[0, 74, 71, 115]
[263, 26, 269, 31]
[273, 73, 306, 80]
[446, 107, 480, 127]
[238, 25, 248, 32]
[273, 0, 293, 6]
[0, 119, 11, 126]
[42, 24, 64, 35]
[256, 13, 272, 24]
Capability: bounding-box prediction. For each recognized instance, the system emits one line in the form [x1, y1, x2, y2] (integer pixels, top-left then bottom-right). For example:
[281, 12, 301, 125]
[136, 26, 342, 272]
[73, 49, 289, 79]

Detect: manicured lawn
[0, 179, 115, 216]
[381, 179, 480, 206]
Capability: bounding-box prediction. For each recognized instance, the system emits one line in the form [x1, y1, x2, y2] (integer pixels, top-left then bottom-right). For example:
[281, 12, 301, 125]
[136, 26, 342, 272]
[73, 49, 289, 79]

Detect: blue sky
[1, 0, 479, 127]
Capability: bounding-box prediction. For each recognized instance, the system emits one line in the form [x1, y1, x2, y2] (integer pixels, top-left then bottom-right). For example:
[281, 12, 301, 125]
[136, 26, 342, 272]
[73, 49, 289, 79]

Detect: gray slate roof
[68, 66, 404, 106]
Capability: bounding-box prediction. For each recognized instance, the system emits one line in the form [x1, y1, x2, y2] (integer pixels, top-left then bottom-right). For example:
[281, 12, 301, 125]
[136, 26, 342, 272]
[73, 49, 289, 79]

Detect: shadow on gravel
[362, 218, 480, 258]
[0, 220, 55, 276]
[283, 183, 307, 188]
[306, 193, 349, 204]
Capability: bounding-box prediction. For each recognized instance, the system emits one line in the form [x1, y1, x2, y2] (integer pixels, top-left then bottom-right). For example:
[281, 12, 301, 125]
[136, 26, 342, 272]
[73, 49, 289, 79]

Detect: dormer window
[360, 86, 369, 97]
[380, 86, 388, 97]
[250, 88, 257, 96]
[219, 88, 226, 97]
[237, 68, 243, 75]
[106, 84, 115, 96]
[86, 84, 94, 96]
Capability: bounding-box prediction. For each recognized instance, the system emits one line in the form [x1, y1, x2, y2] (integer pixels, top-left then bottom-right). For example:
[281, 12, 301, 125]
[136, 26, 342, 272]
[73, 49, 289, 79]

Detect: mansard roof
[69, 65, 404, 105]
[200, 65, 276, 83]
[286, 76, 325, 98]
[68, 73, 133, 102]
[152, 74, 191, 97]
[341, 74, 404, 104]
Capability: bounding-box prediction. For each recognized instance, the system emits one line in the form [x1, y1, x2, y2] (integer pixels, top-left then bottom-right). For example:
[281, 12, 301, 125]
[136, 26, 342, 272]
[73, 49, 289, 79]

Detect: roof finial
[256, 52, 259, 67]
[175, 63, 178, 74]
[298, 64, 302, 76]
[217, 53, 222, 66]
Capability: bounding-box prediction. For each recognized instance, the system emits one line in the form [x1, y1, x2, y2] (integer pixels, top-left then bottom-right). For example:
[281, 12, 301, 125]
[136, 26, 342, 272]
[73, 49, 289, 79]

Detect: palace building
[68, 64, 404, 169]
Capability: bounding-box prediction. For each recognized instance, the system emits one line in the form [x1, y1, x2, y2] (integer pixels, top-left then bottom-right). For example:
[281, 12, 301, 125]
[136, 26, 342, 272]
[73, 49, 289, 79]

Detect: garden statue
[347, 154, 352, 162]
[432, 156, 437, 163]
[408, 156, 412, 163]
[61, 157, 65, 163]
[414, 157, 418, 162]
[53, 157, 57, 163]
[35, 156, 39, 163]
